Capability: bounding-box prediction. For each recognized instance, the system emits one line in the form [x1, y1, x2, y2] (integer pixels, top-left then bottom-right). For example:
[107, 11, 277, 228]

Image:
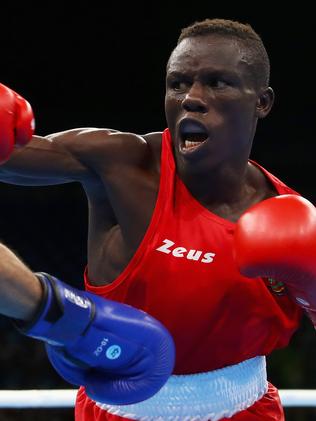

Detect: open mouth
[179, 119, 209, 152]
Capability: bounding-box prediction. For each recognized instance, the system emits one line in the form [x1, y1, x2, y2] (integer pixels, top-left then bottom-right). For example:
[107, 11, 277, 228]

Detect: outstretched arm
[0, 129, 113, 185]
[0, 83, 116, 186]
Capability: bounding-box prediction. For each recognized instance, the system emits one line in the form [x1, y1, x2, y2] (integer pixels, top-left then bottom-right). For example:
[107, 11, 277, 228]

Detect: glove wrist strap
[15, 272, 94, 346]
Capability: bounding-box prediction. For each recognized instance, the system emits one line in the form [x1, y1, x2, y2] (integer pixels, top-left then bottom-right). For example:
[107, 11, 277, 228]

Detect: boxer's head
[164, 19, 274, 173]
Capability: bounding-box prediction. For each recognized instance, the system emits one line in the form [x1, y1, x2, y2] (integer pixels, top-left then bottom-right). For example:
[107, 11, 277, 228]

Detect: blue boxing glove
[16, 273, 175, 405]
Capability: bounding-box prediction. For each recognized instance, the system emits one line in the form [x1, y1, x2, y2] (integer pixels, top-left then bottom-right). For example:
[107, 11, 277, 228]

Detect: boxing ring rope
[0, 389, 315, 408]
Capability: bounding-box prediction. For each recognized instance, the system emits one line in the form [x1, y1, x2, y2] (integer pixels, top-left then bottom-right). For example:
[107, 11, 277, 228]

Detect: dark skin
[0, 34, 276, 287]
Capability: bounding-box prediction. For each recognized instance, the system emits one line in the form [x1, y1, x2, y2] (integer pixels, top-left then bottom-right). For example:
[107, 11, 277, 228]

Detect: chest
[88, 153, 276, 284]
[103, 197, 274, 341]
[102, 167, 271, 249]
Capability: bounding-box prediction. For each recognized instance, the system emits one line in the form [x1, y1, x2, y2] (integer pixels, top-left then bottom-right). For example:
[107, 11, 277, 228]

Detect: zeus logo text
[156, 239, 216, 263]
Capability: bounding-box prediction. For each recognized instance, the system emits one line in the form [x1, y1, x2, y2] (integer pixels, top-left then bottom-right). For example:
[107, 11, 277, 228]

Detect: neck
[178, 158, 253, 208]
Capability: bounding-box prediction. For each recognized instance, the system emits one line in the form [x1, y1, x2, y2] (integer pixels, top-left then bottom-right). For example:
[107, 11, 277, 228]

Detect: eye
[207, 78, 229, 89]
[168, 79, 189, 92]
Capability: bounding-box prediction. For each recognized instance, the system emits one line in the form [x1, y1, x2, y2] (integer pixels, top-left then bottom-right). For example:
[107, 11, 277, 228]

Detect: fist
[234, 194, 316, 312]
[0, 83, 35, 163]
[20, 273, 176, 405]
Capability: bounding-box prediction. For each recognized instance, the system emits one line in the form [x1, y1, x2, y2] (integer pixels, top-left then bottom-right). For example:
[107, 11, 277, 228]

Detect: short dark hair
[177, 18, 270, 89]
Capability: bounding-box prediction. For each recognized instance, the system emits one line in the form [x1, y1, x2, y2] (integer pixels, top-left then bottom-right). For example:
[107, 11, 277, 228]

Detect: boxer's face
[165, 34, 273, 173]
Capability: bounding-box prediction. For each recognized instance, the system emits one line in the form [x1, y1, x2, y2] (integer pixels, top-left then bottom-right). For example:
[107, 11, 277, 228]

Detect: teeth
[184, 140, 203, 150]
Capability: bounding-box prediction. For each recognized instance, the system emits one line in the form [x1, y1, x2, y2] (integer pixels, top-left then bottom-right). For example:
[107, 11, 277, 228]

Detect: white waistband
[96, 356, 268, 421]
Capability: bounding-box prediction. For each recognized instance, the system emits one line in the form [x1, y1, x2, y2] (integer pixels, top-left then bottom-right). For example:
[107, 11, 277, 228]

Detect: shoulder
[249, 160, 300, 197]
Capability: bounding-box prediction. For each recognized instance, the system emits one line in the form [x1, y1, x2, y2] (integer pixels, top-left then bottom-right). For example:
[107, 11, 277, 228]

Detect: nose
[182, 82, 208, 113]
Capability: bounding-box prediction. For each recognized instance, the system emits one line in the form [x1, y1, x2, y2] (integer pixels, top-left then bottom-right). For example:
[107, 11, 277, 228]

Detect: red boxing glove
[0, 83, 35, 163]
[234, 194, 316, 324]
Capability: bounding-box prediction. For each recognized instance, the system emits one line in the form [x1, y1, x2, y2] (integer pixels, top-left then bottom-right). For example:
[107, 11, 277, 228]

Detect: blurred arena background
[0, 2, 315, 420]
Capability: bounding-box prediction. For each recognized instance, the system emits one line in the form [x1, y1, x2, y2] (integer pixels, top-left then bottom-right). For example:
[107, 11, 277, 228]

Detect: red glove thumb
[0, 83, 35, 163]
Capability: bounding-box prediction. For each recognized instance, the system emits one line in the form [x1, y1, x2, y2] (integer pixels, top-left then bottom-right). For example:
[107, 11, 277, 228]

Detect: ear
[256, 87, 274, 119]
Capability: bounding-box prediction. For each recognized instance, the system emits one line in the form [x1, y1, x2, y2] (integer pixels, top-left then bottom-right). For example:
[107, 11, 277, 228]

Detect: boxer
[0, 18, 313, 420]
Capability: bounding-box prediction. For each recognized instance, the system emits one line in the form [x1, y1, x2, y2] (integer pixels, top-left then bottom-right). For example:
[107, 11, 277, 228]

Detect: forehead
[167, 35, 250, 75]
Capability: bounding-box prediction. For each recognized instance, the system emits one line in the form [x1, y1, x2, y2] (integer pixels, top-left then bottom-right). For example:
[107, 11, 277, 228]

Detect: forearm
[0, 243, 42, 320]
[0, 135, 80, 184]
[0, 83, 94, 184]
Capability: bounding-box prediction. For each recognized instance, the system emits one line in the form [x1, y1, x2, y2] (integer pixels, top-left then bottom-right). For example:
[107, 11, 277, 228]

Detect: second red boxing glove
[233, 194, 316, 323]
[0, 83, 35, 163]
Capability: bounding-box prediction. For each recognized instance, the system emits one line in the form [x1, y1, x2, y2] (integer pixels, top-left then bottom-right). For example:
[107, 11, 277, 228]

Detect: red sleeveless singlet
[75, 129, 302, 420]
